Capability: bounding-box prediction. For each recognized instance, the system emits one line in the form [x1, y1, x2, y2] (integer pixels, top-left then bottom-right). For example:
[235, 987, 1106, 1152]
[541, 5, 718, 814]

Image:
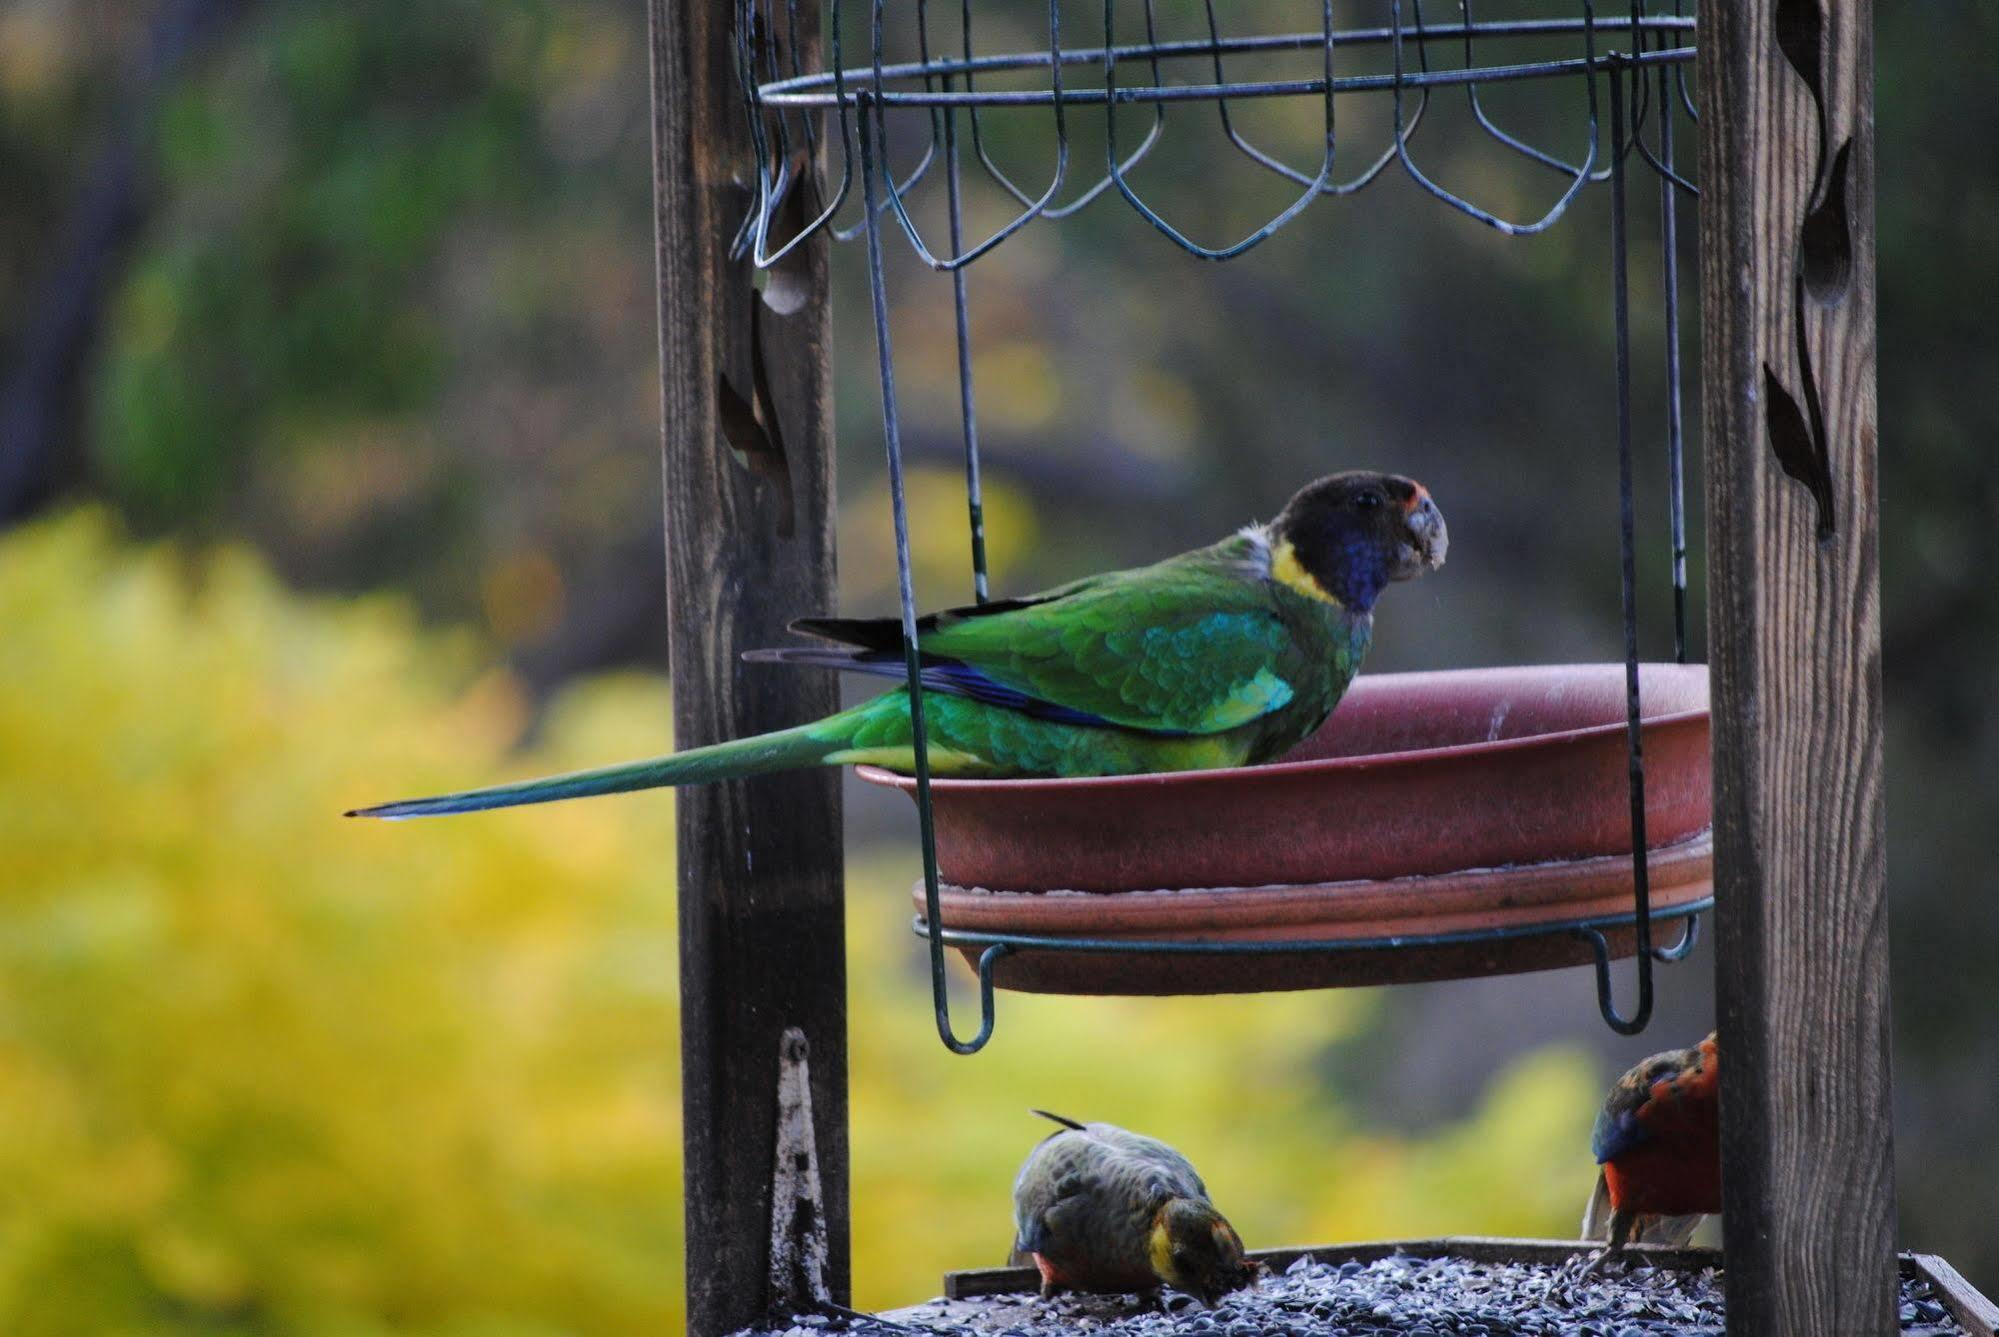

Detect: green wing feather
[913, 541, 1300, 735]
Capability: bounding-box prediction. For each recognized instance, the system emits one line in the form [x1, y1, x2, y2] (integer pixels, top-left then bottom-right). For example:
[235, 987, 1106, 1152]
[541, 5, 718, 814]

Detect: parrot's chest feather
[1604, 1138, 1722, 1217]
[1240, 580, 1371, 761]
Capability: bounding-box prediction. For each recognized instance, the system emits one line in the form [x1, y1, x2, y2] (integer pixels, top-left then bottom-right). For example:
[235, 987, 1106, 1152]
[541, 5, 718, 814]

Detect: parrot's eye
[1353, 490, 1383, 512]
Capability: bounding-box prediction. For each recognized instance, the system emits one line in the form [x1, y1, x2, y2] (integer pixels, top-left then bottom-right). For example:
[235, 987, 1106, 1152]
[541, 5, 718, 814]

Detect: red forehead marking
[1402, 483, 1431, 513]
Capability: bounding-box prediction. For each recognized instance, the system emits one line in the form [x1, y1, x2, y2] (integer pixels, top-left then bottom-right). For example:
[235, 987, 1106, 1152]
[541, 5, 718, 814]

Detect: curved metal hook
[733, 0, 861, 268]
[1582, 53, 1672, 1042]
[1461, 0, 1590, 180]
[1572, 924, 1654, 1035]
[869, 0, 1070, 271]
[1106, 0, 1338, 260]
[930, 937, 1011, 1055]
[828, 0, 948, 247]
[1653, 911, 1700, 962]
[861, 103, 1011, 1058]
[965, 0, 1167, 221]
[1200, 0, 1423, 198]
[1391, 0, 1600, 235]
[1570, 910, 1694, 1035]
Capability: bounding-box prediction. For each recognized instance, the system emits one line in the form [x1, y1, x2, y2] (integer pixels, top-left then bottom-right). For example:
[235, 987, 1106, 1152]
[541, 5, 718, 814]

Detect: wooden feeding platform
[737, 1243, 1998, 1337]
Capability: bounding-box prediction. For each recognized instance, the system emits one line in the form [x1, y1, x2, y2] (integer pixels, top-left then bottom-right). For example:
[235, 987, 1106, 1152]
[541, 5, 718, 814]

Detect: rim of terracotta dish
[858, 663, 1710, 794]
[914, 831, 1714, 919]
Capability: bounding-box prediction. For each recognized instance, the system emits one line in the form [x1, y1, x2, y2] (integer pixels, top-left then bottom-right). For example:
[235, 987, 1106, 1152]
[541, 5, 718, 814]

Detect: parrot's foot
[1573, 1245, 1624, 1280]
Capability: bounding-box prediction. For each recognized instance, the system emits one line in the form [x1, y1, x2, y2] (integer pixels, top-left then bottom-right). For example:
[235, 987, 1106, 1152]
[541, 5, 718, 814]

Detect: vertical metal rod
[858, 36, 987, 1055]
[942, 97, 990, 602]
[1605, 52, 1655, 1035]
[909, 0, 988, 602]
[1652, 4, 1690, 663]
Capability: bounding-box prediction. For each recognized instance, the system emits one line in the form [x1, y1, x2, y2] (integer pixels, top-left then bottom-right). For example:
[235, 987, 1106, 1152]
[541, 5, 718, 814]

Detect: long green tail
[346, 700, 878, 819]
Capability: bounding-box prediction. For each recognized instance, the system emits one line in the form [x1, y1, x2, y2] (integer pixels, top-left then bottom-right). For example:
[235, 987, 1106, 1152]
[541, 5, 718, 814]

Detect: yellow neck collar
[1269, 537, 1345, 608]
[1147, 1215, 1177, 1287]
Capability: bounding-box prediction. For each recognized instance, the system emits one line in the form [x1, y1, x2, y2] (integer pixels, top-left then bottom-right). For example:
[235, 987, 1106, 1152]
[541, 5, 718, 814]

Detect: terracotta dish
[863, 663, 1711, 995]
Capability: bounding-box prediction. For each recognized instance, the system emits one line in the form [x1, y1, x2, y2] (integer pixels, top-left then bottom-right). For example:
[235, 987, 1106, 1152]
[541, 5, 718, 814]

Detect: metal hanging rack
[733, 0, 1704, 1053]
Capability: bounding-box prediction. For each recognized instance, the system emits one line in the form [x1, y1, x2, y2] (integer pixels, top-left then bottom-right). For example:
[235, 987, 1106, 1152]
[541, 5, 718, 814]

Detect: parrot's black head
[1149, 1197, 1264, 1308]
[1270, 471, 1448, 613]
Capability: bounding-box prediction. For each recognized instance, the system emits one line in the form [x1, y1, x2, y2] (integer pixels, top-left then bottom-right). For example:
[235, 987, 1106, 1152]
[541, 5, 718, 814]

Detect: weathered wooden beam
[1908, 1256, 1999, 1337]
[647, 3, 847, 1334]
[1698, 1, 1896, 1332]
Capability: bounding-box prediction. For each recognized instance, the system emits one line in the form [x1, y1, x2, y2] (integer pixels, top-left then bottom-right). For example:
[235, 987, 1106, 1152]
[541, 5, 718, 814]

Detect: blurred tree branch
[0, 0, 254, 523]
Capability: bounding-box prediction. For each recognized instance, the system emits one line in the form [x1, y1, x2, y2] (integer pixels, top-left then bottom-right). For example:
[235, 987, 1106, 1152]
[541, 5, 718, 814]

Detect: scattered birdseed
[734, 1254, 1971, 1337]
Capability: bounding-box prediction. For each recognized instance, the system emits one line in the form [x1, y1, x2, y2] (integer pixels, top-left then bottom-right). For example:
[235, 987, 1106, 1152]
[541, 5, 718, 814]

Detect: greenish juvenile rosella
[1009, 1109, 1261, 1307]
[347, 471, 1446, 819]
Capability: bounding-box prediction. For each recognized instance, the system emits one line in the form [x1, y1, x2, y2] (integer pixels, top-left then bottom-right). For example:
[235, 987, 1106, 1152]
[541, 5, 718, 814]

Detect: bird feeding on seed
[1009, 1110, 1263, 1309]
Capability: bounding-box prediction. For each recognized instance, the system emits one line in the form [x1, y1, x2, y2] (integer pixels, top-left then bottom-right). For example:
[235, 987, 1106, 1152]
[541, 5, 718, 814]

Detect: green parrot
[1009, 1109, 1262, 1306]
[346, 471, 1446, 819]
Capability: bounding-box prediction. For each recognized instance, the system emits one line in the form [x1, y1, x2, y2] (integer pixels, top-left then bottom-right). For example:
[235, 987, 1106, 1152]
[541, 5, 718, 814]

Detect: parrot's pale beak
[1390, 489, 1448, 579]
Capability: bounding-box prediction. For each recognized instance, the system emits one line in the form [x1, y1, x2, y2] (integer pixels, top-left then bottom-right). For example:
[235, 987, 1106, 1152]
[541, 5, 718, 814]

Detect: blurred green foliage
[0, 513, 1600, 1331]
[43, 0, 664, 644]
[97, 1, 562, 518]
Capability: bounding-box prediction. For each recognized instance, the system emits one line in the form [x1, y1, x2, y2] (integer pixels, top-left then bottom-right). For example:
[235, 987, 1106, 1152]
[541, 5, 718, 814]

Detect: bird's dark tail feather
[1030, 1109, 1087, 1131]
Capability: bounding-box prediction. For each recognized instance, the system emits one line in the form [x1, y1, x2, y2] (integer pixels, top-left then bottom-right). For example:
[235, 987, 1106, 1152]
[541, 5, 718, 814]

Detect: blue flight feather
[1591, 1106, 1651, 1165]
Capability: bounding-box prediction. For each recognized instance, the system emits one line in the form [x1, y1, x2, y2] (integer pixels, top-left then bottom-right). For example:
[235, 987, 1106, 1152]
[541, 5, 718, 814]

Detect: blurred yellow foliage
[0, 512, 683, 1336]
[971, 340, 1062, 434]
[0, 513, 1600, 1333]
[839, 466, 1040, 610]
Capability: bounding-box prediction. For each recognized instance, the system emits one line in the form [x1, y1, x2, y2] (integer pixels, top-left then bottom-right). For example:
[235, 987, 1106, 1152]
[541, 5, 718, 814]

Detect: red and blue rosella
[1581, 1031, 1721, 1268]
[1009, 1111, 1262, 1307]
[348, 472, 1446, 818]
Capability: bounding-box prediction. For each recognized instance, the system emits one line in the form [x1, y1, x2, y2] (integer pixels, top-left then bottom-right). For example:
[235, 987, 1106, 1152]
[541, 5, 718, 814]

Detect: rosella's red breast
[1604, 1135, 1722, 1218]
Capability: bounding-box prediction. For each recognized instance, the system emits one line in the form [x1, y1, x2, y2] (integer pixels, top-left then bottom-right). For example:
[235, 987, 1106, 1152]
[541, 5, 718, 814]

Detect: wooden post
[1699, 1, 1896, 1332]
[647, 4, 847, 1334]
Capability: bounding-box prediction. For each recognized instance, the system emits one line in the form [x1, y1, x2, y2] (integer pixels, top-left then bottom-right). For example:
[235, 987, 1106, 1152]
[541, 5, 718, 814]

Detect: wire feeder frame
[732, 1, 1702, 1053]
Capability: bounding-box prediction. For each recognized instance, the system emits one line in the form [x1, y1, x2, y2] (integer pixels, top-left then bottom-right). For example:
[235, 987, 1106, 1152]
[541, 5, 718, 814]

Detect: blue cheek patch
[1333, 536, 1390, 611]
